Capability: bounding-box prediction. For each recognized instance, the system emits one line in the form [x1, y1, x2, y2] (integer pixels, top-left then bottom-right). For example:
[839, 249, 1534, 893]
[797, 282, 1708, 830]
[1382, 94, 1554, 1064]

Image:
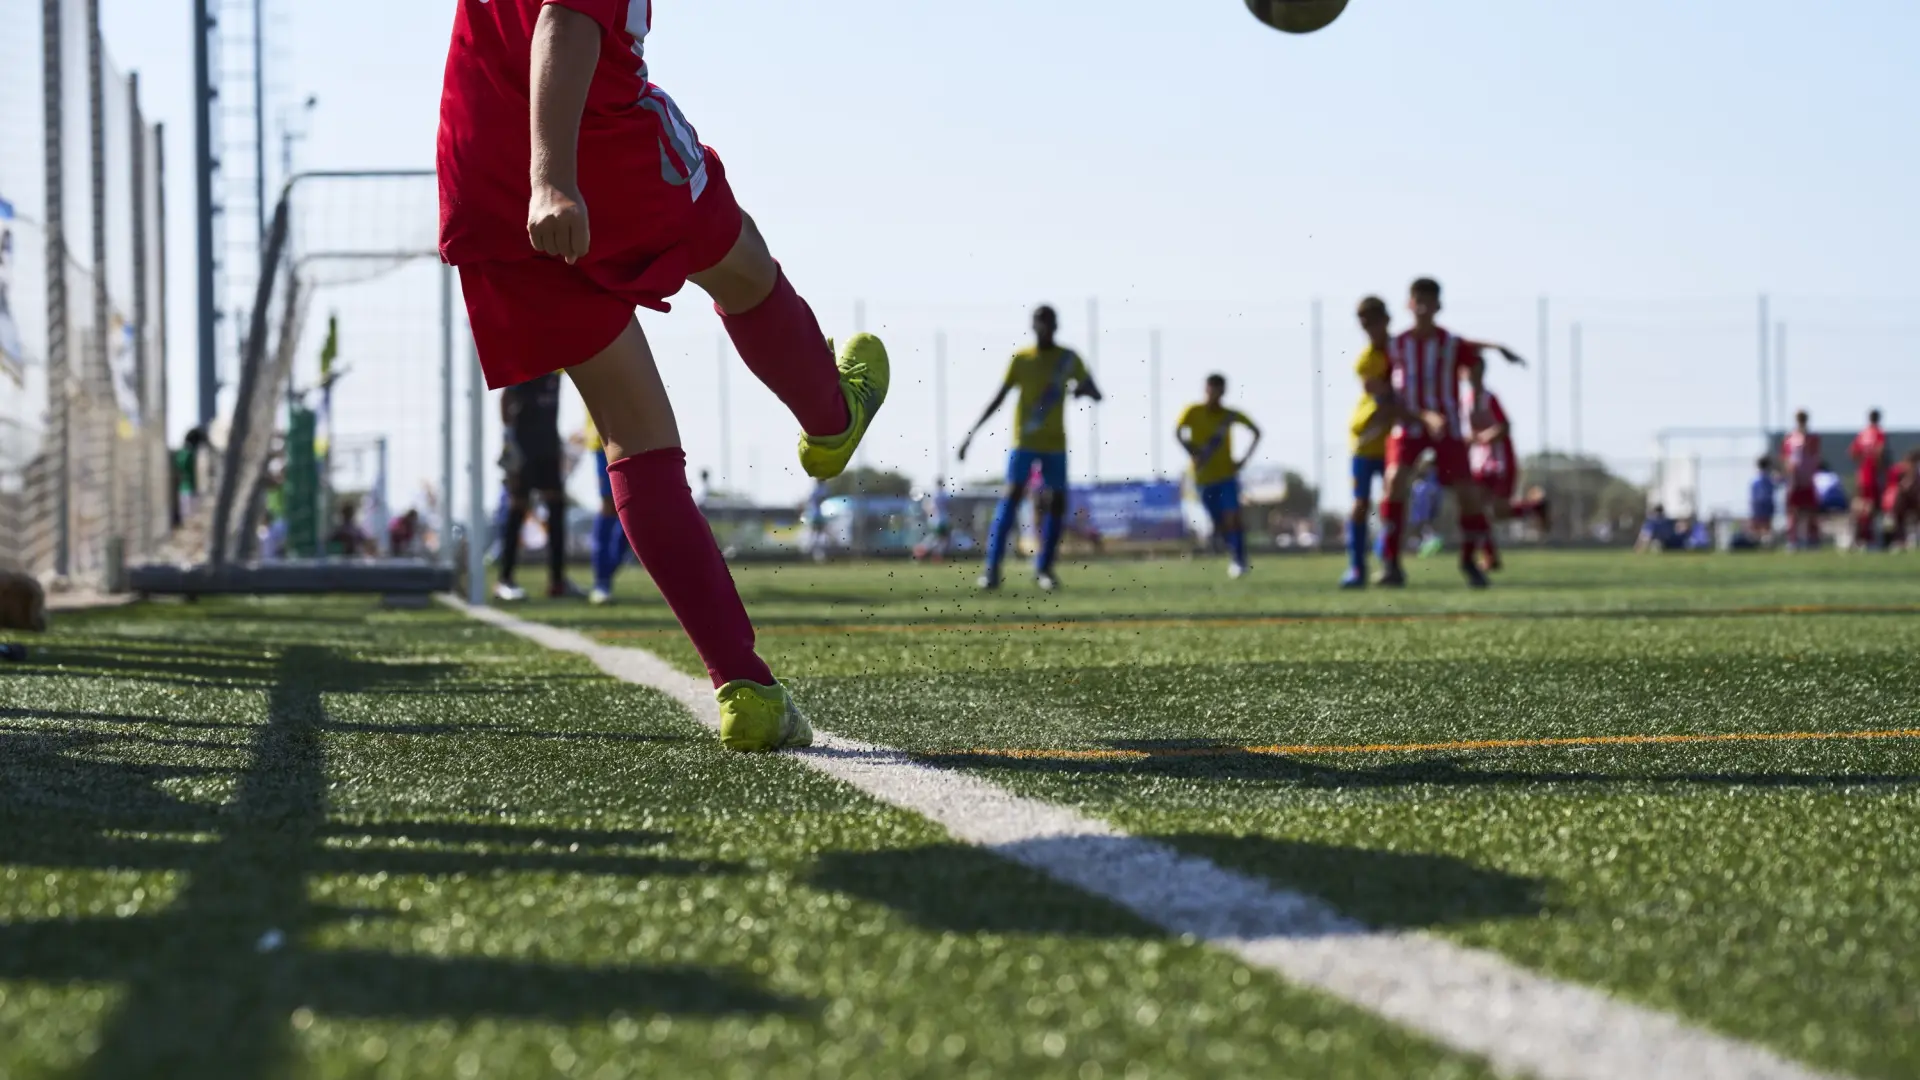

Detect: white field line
[456, 602, 1840, 1080]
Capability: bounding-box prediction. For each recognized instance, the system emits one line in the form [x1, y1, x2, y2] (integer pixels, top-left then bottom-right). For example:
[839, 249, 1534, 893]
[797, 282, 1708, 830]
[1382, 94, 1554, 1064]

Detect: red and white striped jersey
[1783, 430, 1821, 487]
[1464, 387, 1515, 477]
[1388, 329, 1482, 440]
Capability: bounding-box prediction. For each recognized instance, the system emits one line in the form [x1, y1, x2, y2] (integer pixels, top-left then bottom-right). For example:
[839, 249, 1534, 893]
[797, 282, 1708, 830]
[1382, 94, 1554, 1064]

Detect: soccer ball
[1244, 0, 1349, 34]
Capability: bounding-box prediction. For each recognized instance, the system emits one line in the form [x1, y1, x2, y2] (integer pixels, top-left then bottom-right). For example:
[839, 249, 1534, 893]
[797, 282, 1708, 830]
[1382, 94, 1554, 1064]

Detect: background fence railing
[1, 0, 168, 587]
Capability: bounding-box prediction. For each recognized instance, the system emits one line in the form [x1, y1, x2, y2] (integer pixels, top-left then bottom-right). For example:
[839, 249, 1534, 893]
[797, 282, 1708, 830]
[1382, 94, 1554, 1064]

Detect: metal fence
[0, 0, 168, 587]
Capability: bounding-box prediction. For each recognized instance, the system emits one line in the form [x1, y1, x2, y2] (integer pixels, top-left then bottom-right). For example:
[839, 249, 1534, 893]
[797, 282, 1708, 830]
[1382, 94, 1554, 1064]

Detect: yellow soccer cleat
[714, 679, 814, 753]
[798, 334, 890, 480]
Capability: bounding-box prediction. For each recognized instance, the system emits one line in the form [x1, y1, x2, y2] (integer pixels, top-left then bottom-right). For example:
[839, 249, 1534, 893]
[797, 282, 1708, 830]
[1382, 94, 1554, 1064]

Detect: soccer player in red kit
[1850, 409, 1890, 549]
[1884, 449, 1920, 549]
[1461, 383, 1549, 571]
[1376, 278, 1523, 588]
[1781, 411, 1821, 550]
[438, 0, 890, 752]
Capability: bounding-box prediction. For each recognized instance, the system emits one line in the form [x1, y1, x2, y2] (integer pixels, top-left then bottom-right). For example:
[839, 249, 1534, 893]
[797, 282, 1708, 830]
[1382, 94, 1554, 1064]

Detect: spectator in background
[389, 509, 422, 557]
[1748, 457, 1779, 545]
[496, 372, 579, 601]
[1813, 461, 1849, 517]
[1636, 503, 1677, 553]
[172, 427, 208, 528]
[326, 500, 374, 557]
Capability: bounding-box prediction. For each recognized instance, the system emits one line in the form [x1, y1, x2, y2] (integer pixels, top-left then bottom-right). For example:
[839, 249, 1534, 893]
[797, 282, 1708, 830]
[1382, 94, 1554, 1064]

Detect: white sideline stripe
[455, 602, 1839, 1080]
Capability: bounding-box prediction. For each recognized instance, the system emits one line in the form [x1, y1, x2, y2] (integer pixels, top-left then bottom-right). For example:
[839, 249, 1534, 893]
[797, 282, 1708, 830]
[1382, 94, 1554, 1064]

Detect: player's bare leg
[694, 212, 888, 480]
[567, 319, 808, 751]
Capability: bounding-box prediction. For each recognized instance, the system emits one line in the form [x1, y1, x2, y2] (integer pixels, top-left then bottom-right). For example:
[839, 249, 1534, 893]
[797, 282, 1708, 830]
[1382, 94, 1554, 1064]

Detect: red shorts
[1786, 485, 1819, 512]
[1388, 430, 1470, 486]
[456, 149, 744, 389]
[1856, 472, 1883, 503]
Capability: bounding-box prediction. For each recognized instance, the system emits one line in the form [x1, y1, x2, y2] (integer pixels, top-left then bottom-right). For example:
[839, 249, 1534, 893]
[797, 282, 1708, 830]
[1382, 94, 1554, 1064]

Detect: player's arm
[527, 4, 602, 263]
[1234, 414, 1263, 470]
[1463, 339, 1527, 367]
[1073, 371, 1104, 402]
[956, 378, 1015, 462]
[1474, 419, 1509, 445]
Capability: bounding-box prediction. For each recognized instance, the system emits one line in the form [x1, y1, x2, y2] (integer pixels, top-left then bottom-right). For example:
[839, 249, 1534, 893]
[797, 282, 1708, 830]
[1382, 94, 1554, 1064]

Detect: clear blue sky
[98, 0, 1920, 511]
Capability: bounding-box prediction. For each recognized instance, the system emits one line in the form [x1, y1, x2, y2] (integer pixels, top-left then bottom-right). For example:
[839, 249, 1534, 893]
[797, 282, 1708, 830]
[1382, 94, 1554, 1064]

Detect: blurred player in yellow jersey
[583, 415, 630, 605]
[1176, 374, 1262, 578]
[958, 305, 1104, 592]
[1342, 296, 1403, 588]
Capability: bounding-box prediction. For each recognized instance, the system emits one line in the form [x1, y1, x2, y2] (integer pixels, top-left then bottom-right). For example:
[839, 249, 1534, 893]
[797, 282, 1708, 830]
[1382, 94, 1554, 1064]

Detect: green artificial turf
[0, 598, 1487, 1079]
[513, 550, 1920, 1078]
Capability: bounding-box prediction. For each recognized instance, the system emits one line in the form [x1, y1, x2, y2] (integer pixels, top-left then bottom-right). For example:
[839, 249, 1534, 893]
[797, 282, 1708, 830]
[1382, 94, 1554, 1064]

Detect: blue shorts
[1199, 476, 1242, 522]
[1352, 455, 1386, 502]
[1007, 449, 1068, 491]
[595, 449, 613, 502]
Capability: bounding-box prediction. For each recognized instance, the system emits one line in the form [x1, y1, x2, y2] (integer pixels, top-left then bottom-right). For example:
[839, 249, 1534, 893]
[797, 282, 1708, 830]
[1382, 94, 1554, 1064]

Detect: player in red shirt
[438, 1, 892, 752]
[1376, 278, 1524, 588]
[1883, 450, 1920, 550]
[1461, 384, 1550, 571]
[1781, 410, 1821, 550]
[1849, 409, 1890, 549]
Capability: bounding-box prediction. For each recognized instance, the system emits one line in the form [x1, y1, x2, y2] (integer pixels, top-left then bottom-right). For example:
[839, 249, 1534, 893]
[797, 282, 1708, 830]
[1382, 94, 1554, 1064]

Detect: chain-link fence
[0, 0, 168, 587]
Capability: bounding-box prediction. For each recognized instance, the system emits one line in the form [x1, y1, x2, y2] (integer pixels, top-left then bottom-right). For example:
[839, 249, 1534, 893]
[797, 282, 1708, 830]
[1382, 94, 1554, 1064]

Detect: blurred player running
[1376, 278, 1523, 588]
[1850, 409, 1890, 550]
[1341, 296, 1399, 588]
[438, 0, 889, 751]
[1175, 374, 1263, 578]
[1461, 382, 1549, 571]
[1781, 411, 1821, 550]
[958, 305, 1103, 592]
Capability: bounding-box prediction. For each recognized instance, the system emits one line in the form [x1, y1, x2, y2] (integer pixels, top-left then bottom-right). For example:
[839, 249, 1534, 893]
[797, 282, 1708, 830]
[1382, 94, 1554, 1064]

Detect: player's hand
[1496, 346, 1526, 367]
[528, 182, 591, 264]
[1422, 411, 1447, 438]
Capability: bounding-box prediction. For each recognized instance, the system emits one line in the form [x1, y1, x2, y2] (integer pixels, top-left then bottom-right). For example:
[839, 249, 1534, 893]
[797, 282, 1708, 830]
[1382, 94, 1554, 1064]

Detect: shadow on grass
[810, 834, 1541, 937]
[0, 643, 799, 1078]
[916, 738, 1920, 791]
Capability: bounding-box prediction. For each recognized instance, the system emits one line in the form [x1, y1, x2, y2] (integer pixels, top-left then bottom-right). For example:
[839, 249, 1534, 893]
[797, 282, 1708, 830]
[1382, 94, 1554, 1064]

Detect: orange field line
[938, 727, 1920, 763]
[593, 602, 1920, 640]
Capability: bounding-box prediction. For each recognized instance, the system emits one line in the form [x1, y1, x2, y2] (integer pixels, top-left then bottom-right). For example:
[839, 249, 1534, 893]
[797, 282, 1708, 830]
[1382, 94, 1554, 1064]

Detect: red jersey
[1388, 328, 1482, 440]
[1851, 425, 1889, 486]
[1782, 430, 1821, 489]
[1464, 387, 1515, 479]
[438, 0, 710, 265]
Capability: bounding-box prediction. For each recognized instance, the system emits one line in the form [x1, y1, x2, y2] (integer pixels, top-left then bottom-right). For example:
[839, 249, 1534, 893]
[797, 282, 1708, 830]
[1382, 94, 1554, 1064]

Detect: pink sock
[717, 270, 850, 439]
[608, 449, 774, 689]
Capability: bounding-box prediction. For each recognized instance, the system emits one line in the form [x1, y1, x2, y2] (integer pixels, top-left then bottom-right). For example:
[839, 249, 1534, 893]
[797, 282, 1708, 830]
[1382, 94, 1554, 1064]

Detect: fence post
[130, 71, 150, 557]
[466, 331, 486, 606]
[1311, 299, 1324, 527]
[43, 0, 71, 578]
[440, 263, 455, 566]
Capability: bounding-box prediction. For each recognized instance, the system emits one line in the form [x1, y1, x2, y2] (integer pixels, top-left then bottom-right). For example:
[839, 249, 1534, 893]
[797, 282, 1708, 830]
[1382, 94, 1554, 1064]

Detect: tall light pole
[1085, 297, 1100, 483]
[1149, 329, 1163, 479]
[1311, 299, 1325, 517]
[1536, 296, 1550, 455]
